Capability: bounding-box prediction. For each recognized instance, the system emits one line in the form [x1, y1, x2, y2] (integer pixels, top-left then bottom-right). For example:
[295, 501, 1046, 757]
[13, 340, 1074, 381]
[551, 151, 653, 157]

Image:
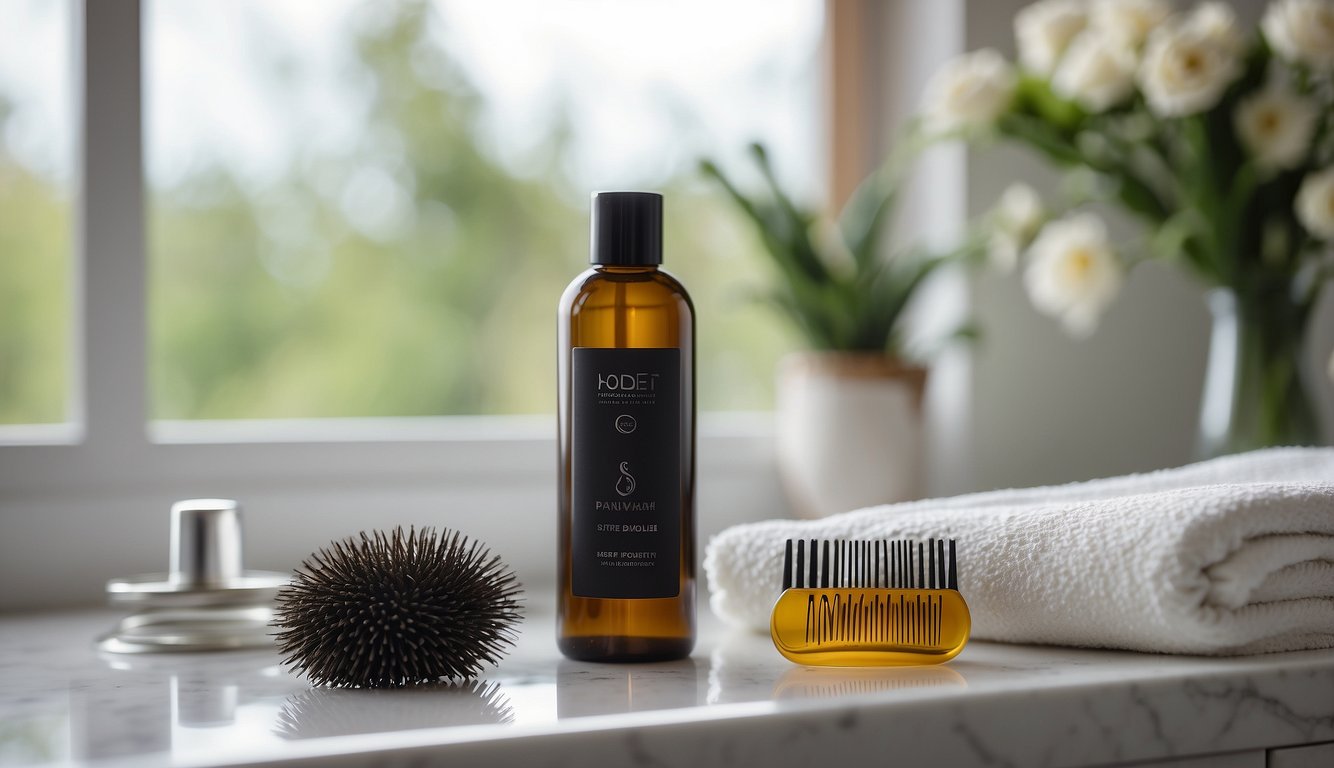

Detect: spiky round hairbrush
[274, 526, 522, 688]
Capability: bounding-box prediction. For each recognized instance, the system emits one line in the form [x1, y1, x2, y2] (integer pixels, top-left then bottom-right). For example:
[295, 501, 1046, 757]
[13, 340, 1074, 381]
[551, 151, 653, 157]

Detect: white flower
[1139, 19, 1243, 117]
[1187, 2, 1246, 55]
[1016, 0, 1090, 74]
[988, 183, 1046, 272]
[989, 233, 1025, 273]
[921, 49, 1018, 134]
[1024, 213, 1123, 336]
[1234, 88, 1318, 170]
[995, 183, 1046, 239]
[1296, 166, 1334, 240]
[1090, 0, 1172, 48]
[1053, 31, 1138, 111]
[1262, 0, 1334, 71]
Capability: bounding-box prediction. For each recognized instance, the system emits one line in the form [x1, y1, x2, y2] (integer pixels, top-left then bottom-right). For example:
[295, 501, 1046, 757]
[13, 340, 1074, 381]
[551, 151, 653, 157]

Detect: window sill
[0, 412, 787, 611]
[0, 412, 773, 492]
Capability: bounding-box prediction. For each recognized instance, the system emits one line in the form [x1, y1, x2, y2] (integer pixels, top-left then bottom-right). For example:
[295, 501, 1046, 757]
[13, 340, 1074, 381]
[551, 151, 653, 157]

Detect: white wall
[866, 0, 974, 496]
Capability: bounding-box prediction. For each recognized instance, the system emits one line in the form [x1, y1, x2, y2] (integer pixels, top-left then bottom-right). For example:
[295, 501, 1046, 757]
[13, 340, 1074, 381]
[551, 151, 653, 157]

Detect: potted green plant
[919, 0, 1334, 455]
[701, 144, 945, 517]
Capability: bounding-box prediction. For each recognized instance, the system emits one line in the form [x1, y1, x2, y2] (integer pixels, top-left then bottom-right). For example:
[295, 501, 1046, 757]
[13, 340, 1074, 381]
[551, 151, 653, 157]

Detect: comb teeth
[781, 539, 958, 591]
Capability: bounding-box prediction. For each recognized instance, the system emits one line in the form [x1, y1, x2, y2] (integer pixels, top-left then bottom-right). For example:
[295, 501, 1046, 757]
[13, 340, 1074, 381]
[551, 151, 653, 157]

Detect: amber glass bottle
[557, 191, 695, 662]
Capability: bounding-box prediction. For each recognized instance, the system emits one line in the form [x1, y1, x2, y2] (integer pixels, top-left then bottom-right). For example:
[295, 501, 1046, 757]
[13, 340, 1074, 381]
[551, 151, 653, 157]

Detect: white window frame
[0, 0, 969, 612]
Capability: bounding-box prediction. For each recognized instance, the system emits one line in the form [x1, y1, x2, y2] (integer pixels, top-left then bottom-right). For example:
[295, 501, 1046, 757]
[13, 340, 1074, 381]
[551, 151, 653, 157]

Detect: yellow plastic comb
[770, 539, 971, 666]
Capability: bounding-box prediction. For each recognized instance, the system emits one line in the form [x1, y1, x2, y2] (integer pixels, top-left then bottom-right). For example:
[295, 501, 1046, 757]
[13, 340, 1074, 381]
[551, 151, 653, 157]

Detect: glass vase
[1196, 287, 1322, 458]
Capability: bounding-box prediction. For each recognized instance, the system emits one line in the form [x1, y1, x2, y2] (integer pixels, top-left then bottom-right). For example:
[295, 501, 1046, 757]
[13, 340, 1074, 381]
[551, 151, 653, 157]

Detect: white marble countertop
[2, 606, 1332, 768]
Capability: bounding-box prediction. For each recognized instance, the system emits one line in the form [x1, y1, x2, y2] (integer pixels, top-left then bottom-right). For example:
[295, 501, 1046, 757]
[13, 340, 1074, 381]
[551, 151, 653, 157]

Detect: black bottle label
[571, 347, 681, 599]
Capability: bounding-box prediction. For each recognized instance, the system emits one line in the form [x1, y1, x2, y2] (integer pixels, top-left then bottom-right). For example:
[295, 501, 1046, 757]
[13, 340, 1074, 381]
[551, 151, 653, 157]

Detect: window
[2, 0, 946, 612]
[145, 0, 822, 420]
[0, 0, 72, 426]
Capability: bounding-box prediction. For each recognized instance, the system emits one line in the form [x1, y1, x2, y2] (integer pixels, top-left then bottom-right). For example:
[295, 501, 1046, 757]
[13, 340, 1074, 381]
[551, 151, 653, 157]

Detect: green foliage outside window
[0, 2, 807, 424]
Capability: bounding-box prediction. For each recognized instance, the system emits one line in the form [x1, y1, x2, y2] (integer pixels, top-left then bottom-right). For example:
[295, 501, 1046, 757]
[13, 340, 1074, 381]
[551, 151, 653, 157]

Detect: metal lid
[171, 498, 244, 587]
[99, 499, 289, 653]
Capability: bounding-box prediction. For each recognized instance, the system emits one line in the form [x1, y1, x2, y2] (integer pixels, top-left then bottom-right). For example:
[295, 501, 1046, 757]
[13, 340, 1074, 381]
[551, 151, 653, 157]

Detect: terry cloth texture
[704, 448, 1334, 654]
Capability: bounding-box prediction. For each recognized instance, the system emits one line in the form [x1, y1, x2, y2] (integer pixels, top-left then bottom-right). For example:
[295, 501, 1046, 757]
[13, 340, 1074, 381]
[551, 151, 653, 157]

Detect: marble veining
[0, 607, 1332, 768]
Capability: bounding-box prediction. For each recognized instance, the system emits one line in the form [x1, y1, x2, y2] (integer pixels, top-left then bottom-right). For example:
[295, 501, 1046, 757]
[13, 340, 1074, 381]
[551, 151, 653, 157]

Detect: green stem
[1201, 283, 1321, 456]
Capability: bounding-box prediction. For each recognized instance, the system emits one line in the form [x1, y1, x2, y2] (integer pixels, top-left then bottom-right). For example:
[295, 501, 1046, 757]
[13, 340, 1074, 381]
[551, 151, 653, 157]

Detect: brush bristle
[274, 526, 522, 688]
[781, 538, 959, 591]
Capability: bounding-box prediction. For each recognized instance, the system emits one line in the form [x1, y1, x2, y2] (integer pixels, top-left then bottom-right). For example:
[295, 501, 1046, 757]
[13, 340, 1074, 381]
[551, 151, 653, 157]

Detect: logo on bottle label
[615, 462, 636, 496]
[598, 373, 660, 392]
[571, 348, 681, 599]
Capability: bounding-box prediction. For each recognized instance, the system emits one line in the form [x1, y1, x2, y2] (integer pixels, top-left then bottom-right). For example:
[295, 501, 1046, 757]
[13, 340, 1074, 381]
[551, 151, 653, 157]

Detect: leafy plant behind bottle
[700, 143, 942, 357]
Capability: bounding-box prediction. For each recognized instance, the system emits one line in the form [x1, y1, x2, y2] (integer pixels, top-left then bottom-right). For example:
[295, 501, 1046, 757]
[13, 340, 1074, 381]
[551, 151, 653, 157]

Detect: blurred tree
[0, 94, 70, 424]
[3, 0, 800, 424]
[151, 2, 589, 418]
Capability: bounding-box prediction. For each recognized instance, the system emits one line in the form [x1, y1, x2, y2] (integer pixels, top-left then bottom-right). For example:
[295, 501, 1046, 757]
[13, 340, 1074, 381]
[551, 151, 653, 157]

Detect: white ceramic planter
[775, 352, 927, 519]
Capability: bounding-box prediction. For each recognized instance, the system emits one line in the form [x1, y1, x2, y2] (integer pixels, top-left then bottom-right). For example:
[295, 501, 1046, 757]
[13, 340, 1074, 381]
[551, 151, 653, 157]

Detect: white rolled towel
[704, 447, 1334, 655]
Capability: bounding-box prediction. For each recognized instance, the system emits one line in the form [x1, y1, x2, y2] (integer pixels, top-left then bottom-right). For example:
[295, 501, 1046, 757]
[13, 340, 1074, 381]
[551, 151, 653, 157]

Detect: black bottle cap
[590, 191, 662, 266]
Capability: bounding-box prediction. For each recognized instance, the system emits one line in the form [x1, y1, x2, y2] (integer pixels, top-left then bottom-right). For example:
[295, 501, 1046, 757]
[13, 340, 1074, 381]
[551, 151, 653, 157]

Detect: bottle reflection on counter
[556, 658, 701, 718]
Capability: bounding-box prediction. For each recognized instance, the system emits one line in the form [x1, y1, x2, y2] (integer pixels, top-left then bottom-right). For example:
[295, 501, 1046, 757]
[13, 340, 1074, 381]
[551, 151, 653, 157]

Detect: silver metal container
[99, 499, 289, 653]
